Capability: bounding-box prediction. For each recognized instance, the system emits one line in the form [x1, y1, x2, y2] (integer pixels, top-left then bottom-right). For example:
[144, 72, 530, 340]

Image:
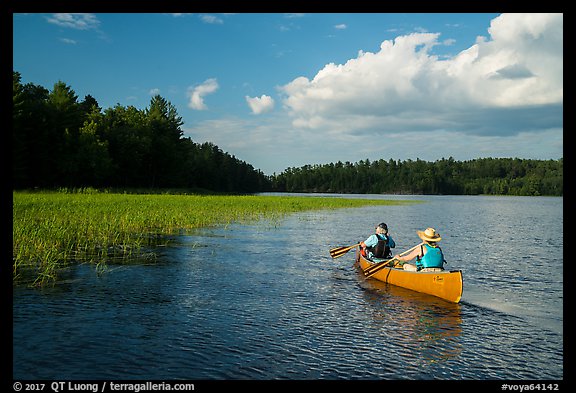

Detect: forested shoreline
[271, 157, 563, 196]
[13, 71, 562, 196]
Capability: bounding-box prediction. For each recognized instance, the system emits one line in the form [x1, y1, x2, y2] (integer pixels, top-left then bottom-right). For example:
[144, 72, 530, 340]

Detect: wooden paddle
[329, 243, 361, 259]
[364, 257, 398, 277]
[364, 242, 424, 278]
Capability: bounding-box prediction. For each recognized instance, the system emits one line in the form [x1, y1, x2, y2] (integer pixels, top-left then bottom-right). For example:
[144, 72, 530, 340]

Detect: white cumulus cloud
[246, 95, 275, 114]
[187, 78, 219, 110]
[279, 13, 563, 137]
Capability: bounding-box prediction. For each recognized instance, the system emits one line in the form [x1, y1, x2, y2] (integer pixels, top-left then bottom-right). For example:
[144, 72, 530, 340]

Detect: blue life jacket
[416, 244, 445, 269]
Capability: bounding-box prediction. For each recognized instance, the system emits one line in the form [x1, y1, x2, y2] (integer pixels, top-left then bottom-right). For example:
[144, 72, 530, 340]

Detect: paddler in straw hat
[393, 227, 446, 272]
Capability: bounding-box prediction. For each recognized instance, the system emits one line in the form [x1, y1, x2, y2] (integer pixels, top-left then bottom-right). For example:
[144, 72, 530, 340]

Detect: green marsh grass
[13, 191, 416, 286]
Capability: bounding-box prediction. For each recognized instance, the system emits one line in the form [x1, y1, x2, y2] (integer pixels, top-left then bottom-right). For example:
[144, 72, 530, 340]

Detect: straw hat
[417, 227, 442, 242]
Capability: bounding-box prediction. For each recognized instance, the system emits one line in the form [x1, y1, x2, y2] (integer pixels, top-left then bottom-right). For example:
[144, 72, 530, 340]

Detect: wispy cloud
[59, 38, 77, 44]
[334, 24, 347, 30]
[200, 14, 223, 24]
[46, 13, 100, 30]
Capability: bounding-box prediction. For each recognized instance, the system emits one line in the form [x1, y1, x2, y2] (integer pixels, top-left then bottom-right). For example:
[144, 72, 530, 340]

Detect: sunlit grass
[13, 191, 417, 286]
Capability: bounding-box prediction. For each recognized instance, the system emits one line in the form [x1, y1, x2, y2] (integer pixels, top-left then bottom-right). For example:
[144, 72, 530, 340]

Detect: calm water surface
[13, 195, 563, 380]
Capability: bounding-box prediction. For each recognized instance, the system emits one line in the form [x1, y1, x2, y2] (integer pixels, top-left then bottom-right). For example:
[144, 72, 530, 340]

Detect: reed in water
[13, 190, 415, 286]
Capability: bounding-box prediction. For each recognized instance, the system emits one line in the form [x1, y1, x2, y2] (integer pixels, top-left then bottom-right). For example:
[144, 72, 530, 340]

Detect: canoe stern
[356, 249, 463, 303]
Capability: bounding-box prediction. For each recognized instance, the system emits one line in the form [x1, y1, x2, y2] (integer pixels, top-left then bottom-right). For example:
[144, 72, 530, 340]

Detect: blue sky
[13, 13, 563, 175]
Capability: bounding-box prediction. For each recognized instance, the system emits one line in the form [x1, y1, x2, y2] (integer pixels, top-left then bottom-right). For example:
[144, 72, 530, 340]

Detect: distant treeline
[13, 71, 269, 192]
[13, 71, 562, 196]
[269, 157, 563, 196]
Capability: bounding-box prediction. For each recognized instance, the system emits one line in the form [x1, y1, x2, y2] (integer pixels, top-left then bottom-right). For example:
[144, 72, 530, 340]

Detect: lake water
[12, 195, 563, 381]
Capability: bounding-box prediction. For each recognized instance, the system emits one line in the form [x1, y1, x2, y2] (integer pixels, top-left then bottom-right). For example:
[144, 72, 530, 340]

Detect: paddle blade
[330, 247, 351, 258]
[364, 257, 397, 276]
[329, 244, 359, 259]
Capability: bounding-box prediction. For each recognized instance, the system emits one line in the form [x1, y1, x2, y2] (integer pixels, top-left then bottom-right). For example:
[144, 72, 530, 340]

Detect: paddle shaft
[364, 242, 424, 277]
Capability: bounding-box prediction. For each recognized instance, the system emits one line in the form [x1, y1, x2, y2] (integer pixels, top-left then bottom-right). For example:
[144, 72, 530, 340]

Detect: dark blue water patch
[12, 260, 563, 380]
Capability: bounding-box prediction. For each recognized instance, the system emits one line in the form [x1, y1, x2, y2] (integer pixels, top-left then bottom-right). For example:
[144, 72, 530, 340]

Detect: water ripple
[13, 196, 563, 380]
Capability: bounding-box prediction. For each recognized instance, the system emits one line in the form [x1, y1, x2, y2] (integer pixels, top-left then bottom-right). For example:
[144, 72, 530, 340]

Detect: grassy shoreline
[13, 191, 417, 286]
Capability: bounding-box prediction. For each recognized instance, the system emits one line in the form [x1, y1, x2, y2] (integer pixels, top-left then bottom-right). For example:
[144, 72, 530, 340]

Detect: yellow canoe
[355, 249, 463, 303]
